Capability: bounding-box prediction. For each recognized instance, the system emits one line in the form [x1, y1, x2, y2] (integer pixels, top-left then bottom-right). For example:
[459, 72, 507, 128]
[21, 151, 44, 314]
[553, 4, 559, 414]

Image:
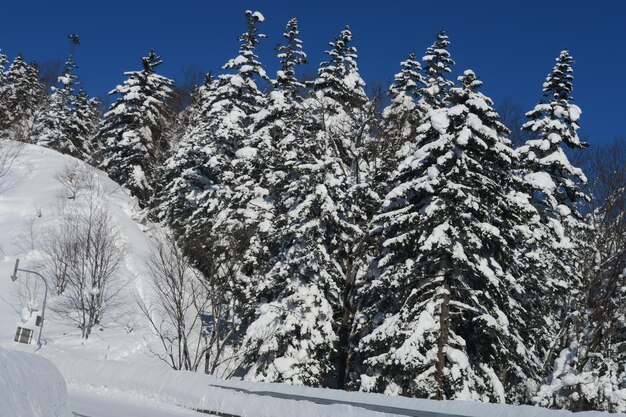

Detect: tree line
[0, 10, 624, 413]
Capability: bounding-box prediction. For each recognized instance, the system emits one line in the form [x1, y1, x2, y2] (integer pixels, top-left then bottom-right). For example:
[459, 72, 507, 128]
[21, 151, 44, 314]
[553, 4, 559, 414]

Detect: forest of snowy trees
[0, 10, 625, 413]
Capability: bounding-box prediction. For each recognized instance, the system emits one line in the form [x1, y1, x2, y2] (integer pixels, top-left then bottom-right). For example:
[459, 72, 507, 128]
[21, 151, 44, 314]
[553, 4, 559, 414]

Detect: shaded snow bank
[53, 356, 385, 417]
[50, 356, 618, 417]
[0, 347, 72, 417]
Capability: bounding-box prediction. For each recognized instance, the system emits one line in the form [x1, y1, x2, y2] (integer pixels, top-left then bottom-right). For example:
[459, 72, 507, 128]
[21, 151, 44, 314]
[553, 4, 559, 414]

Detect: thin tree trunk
[435, 265, 450, 400]
[336, 254, 355, 389]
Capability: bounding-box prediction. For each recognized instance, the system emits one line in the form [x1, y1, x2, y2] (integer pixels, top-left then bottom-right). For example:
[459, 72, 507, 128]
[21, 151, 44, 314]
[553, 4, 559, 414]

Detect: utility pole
[10, 259, 48, 348]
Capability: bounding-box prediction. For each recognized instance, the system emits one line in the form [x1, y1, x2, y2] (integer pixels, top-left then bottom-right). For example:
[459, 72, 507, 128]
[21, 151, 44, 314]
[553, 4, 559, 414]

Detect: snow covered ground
[49, 354, 623, 417]
[0, 142, 622, 416]
[67, 389, 208, 417]
[0, 346, 71, 417]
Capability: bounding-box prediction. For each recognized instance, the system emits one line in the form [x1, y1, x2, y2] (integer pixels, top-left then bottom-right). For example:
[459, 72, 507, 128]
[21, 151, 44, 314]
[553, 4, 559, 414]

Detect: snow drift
[0, 346, 72, 417]
[51, 355, 619, 417]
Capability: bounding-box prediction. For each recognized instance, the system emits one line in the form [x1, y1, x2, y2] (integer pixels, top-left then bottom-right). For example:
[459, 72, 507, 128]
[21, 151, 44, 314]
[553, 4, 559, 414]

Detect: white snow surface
[48, 355, 620, 417]
[429, 108, 450, 134]
[67, 389, 208, 417]
[0, 346, 72, 417]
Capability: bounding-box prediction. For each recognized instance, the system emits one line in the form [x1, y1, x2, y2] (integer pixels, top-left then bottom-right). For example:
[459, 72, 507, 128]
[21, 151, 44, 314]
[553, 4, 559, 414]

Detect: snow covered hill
[0, 141, 158, 362]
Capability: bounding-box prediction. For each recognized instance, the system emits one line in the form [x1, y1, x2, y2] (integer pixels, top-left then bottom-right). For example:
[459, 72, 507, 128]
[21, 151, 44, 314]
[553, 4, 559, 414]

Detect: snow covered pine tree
[358, 63, 538, 401]
[98, 50, 174, 207]
[377, 52, 426, 191]
[159, 11, 270, 361]
[33, 55, 95, 160]
[521, 51, 625, 412]
[1, 54, 44, 141]
[0, 51, 9, 136]
[516, 51, 589, 379]
[243, 26, 377, 388]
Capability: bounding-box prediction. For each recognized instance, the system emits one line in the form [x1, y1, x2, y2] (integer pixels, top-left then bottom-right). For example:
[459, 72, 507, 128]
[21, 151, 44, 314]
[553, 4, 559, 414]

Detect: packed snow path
[68, 390, 207, 417]
[68, 389, 212, 417]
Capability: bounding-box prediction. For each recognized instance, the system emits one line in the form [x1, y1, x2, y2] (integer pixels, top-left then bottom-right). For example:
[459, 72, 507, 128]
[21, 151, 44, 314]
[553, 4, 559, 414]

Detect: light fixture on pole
[9, 259, 48, 348]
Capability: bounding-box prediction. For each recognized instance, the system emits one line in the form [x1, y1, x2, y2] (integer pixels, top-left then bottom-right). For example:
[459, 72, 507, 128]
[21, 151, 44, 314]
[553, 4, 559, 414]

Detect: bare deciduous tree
[42, 163, 114, 295]
[44, 165, 126, 339]
[136, 231, 210, 371]
[496, 97, 532, 148]
[578, 137, 626, 364]
[50, 201, 126, 339]
[37, 59, 63, 92]
[137, 231, 249, 376]
[0, 139, 22, 193]
[167, 65, 205, 114]
[54, 161, 90, 200]
[196, 237, 248, 377]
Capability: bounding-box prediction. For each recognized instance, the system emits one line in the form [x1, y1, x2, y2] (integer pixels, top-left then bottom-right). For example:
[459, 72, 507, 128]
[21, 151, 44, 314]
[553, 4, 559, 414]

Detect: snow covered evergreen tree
[236, 16, 308, 297]
[421, 29, 455, 110]
[0, 51, 7, 85]
[516, 51, 590, 382]
[159, 11, 269, 348]
[274, 18, 307, 94]
[243, 26, 377, 388]
[312, 26, 379, 389]
[67, 90, 100, 159]
[2, 55, 44, 141]
[378, 52, 426, 189]
[98, 50, 174, 207]
[534, 140, 625, 411]
[32, 57, 85, 157]
[0, 51, 9, 136]
[357, 70, 537, 402]
[239, 17, 332, 385]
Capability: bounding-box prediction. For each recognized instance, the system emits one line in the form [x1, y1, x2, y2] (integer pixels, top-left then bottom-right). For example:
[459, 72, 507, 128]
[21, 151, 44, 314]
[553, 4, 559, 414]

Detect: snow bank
[50, 356, 618, 417]
[0, 347, 72, 417]
[53, 356, 390, 417]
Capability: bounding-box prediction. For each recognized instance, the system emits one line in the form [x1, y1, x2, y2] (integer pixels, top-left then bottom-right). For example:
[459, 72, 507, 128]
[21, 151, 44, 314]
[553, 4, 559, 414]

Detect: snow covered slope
[0, 141, 157, 362]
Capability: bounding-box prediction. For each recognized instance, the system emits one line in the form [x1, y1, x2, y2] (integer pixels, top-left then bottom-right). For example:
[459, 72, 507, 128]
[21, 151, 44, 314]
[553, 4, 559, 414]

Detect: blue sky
[1, 1, 624, 146]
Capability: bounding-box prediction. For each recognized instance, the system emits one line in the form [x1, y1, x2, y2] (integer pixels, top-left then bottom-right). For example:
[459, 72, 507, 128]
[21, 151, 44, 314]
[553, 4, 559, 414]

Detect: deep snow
[0, 346, 72, 417]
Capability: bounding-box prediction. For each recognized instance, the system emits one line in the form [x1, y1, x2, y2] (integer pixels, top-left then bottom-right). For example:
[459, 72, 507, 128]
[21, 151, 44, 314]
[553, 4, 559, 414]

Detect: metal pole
[10, 259, 49, 348]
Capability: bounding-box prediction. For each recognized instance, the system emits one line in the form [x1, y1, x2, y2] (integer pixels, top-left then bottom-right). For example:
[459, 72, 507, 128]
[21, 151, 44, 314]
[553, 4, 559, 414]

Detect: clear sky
[1, 0, 623, 146]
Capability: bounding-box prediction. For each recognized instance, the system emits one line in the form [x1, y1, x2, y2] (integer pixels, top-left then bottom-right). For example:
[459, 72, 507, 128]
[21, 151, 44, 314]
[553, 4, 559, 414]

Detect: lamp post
[10, 259, 48, 348]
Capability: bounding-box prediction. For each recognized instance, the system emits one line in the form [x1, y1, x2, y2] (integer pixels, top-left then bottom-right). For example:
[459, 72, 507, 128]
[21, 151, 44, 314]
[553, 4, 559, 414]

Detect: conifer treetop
[223, 10, 268, 81]
[142, 50, 164, 74]
[388, 52, 424, 99]
[275, 17, 307, 94]
[523, 49, 585, 151]
[422, 29, 454, 82]
[319, 26, 359, 76]
[314, 25, 367, 105]
[542, 50, 574, 102]
[520, 50, 588, 212]
[421, 29, 455, 108]
[7, 54, 28, 80]
[0, 51, 8, 79]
